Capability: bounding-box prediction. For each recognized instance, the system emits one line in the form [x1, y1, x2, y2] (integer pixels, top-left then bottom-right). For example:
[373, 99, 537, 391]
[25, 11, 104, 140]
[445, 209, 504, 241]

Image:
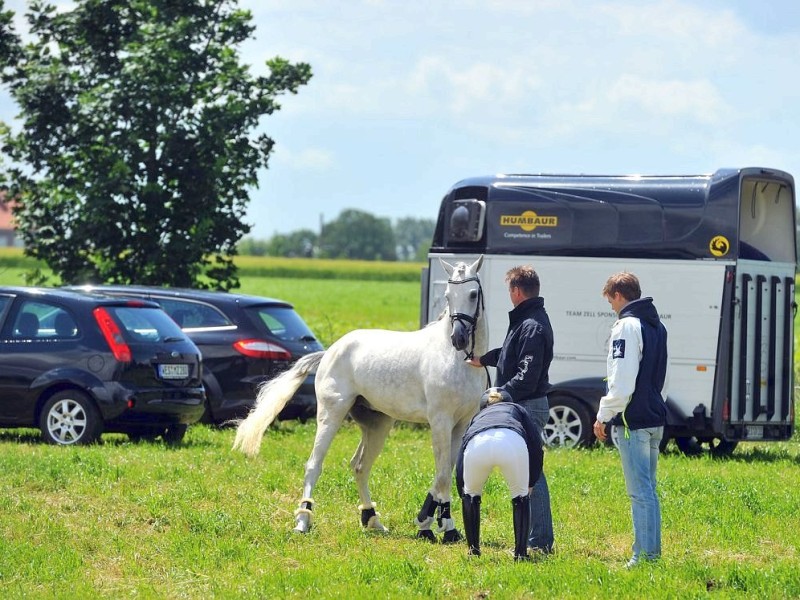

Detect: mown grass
[239, 276, 421, 346]
[0, 254, 424, 347]
[1, 252, 800, 597]
[1, 423, 799, 599]
[0, 248, 425, 282]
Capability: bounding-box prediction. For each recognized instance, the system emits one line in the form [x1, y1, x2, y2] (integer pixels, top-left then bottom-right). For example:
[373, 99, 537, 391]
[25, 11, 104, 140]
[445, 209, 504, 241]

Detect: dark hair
[602, 272, 641, 301]
[505, 265, 540, 297]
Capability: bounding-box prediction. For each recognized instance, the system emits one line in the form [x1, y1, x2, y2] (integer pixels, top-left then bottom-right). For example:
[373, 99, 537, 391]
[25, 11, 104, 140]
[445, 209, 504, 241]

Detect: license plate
[745, 425, 763, 439]
[158, 364, 190, 379]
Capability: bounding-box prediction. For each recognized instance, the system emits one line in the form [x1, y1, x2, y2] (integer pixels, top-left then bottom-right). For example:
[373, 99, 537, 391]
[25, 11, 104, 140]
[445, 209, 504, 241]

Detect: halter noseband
[447, 274, 485, 360]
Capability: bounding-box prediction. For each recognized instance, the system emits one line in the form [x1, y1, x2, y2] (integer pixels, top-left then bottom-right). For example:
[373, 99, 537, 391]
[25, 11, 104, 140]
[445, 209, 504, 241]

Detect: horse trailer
[421, 167, 797, 456]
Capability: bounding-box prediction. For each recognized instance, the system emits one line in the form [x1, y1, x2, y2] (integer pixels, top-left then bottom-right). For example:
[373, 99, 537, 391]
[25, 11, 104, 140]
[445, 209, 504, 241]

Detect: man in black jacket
[467, 265, 554, 554]
[455, 388, 543, 560]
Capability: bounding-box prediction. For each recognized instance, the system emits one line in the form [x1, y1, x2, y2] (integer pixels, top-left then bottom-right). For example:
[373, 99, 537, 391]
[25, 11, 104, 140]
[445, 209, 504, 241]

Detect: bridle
[447, 274, 485, 361]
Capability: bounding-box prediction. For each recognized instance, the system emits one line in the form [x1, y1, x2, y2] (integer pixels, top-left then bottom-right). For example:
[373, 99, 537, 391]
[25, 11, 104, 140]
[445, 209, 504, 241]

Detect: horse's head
[440, 255, 484, 354]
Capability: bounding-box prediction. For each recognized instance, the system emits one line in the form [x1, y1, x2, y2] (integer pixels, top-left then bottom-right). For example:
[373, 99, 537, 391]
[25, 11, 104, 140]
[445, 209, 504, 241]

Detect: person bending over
[455, 387, 544, 561]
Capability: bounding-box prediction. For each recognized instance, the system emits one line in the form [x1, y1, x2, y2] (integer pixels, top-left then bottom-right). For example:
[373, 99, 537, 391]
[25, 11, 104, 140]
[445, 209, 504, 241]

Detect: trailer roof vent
[447, 199, 485, 242]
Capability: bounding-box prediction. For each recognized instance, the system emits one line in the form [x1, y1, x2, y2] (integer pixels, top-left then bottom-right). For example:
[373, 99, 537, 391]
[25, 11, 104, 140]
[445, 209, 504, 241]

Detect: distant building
[0, 192, 22, 247]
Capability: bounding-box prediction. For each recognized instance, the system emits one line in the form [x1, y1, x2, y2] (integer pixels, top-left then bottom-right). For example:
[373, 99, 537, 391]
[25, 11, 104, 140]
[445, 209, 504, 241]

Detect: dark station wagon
[0, 287, 206, 445]
[66, 286, 324, 424]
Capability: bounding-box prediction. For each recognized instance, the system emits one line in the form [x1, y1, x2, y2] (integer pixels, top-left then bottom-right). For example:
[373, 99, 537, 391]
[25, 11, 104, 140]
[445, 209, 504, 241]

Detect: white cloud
[272, 146, 334, 171]
[599, 0, 748, 49]
[607, 75, 731, 124]
[406, 56, 542, 116]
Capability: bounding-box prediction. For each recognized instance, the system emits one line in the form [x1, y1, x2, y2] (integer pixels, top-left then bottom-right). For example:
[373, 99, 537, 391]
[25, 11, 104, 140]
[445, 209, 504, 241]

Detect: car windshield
[246, 305, 317, 342]
[109, 306, 187, 343]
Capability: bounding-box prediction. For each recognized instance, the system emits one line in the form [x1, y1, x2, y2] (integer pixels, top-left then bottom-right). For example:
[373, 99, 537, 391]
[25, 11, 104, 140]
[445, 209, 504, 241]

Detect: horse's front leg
[414, 418, 461, 543]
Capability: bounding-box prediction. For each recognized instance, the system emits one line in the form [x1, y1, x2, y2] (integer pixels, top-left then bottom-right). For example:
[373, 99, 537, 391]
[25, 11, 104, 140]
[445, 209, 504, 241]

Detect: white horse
[233, 256, 487, 541]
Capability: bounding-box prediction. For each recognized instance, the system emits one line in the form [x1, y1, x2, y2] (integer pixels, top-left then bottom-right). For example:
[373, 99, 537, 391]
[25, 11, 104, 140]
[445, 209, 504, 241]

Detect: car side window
[0, 295, 12, 329]
[53, 311, 79, 338]
[12, 301, 79, 340]
[260, 312, 287, 336]
[156, 299, 232, 329]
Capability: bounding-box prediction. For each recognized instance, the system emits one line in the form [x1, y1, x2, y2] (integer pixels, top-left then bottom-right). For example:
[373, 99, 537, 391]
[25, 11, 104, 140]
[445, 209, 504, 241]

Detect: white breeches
[462, 428, 529, 498]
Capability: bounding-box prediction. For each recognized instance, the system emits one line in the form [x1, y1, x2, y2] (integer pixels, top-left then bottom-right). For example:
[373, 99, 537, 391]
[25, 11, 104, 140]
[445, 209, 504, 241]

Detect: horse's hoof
[365, 520, 389, 533]
[441, 528, 463, 544]
[416, 529, 437, 543]
[293, 520, 310, 534]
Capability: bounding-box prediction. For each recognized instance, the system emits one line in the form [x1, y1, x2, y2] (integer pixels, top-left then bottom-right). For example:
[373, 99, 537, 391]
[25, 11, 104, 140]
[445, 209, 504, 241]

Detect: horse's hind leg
[294, 397, 352, 533]
[349, 403, 394, 532]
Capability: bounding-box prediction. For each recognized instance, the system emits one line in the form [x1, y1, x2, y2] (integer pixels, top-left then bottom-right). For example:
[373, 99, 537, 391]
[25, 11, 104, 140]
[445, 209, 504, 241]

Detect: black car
[0, 287, 205, 445]
[65, 285, 324, 423]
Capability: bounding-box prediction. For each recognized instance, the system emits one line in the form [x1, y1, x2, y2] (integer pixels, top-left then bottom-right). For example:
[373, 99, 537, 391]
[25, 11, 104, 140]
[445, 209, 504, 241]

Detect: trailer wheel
[675, 436, 738, 457]
[545, 395, 592, 448]
[658, 429, 672, 453]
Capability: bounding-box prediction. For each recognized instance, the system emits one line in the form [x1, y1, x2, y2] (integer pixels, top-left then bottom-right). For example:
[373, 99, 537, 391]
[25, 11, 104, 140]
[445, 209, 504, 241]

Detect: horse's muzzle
[450, 320, 471, 351]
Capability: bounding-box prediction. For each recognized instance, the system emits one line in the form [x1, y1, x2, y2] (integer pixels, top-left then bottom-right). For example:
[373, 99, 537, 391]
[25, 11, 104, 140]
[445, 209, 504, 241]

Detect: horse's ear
[440, 258, 455, 276]
[470, 255, 484, 273]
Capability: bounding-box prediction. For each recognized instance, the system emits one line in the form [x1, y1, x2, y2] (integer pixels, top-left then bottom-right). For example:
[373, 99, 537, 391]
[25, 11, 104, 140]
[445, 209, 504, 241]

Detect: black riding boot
[512, 495, 530, 561]
[461, 494, 481, 556]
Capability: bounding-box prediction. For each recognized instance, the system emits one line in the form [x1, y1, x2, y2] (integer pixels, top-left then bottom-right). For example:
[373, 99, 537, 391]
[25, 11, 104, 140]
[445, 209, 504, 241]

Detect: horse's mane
[425, 305, 449, 327]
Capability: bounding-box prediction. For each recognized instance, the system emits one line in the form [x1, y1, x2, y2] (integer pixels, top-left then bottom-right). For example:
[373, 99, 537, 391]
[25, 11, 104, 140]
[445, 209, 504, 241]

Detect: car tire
[128, 428, 161, 443]
[39, 390, 103, 445]
[675, 436, 738, 457]
[545, 395, 593, 448]
[162, 424, 188, 445]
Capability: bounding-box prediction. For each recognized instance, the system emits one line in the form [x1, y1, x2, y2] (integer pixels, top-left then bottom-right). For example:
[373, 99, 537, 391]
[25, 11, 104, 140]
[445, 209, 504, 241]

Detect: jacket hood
[619, 297, 660, 326]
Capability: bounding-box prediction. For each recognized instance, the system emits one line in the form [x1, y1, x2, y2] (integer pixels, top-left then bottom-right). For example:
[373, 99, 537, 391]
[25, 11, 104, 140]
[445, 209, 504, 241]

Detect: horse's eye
[470, 290, 478, 300]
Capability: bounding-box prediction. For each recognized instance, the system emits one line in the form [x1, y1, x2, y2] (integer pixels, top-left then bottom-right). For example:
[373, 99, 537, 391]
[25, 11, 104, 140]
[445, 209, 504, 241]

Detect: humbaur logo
[500, 210, 558, 232]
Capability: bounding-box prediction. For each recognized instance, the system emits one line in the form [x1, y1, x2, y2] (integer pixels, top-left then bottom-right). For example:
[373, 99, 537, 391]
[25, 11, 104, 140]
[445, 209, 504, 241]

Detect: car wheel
[675, 436, 738, 457]
[658, 427, 672, 453]
[128, 428, 161, 443]
[162, 424, 188, 445]
[544, 395, 592, 448]
[39, 390, 102, 445]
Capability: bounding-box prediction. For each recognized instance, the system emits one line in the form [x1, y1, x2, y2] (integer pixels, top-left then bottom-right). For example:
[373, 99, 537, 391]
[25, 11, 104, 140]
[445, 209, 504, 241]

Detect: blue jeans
[614, 425, 663, 561]
[518, 396, 554, 552]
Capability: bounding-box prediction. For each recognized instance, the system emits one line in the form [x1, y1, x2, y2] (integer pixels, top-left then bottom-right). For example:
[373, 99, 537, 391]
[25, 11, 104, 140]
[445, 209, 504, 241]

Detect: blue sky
[3, 1, 800, 240]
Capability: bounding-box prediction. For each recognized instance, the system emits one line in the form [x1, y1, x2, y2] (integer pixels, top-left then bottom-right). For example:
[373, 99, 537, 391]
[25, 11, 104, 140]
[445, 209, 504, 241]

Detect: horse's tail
[233, 351, 325, 457]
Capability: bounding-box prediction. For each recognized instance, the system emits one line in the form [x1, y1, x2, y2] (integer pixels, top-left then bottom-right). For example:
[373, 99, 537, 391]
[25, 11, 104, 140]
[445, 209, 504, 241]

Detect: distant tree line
[239, 209, 434, 262]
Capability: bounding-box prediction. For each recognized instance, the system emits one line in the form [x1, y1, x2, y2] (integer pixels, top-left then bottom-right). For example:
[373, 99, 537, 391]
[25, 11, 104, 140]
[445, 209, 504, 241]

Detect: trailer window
[446, 199, 486, 243]
[739, 179, 795, 262]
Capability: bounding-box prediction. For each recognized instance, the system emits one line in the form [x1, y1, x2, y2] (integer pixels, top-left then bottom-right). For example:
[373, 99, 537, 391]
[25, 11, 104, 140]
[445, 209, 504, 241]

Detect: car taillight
[93, 307, 132, 363]
[233, 339, 292, 360]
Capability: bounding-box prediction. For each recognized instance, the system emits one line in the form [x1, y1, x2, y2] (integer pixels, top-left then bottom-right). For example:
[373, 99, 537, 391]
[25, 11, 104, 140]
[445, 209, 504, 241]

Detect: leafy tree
[319, 209, 396, 261]
[0, 0, 311, 289]
[394, 216, 434, 261]
[265, 228, 317, 258]
[236, 236, 269, 256]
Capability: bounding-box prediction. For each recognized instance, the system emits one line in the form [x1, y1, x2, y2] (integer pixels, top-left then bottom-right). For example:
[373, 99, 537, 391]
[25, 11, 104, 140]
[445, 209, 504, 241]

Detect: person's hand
[593, 420, 607, 442]
[465, 357, 482, 367]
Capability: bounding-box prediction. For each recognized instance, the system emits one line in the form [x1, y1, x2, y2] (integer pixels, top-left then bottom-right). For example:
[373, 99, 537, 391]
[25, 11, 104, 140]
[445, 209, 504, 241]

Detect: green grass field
[1, 423, 798, 598]
[1, 253, 799, 598]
